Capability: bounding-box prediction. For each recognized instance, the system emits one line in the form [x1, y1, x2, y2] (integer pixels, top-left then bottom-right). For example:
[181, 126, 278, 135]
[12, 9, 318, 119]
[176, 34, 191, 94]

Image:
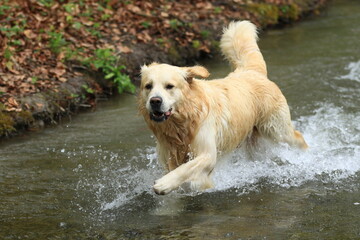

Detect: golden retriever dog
[138, 21, 308, 195]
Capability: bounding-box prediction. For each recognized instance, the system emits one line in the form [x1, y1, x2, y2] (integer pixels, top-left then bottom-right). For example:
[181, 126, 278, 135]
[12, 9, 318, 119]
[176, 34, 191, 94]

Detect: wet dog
[138, 21, 308, 195]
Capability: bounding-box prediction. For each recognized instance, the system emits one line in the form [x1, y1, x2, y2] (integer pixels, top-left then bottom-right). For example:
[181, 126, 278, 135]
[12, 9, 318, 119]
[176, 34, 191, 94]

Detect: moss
[16, 110, 35, 125]
[0, 110, 16, 136]
[248, 3, 280, 26]
[279, 4, 300, 21]
[247, 3, 301, 26]
[293, 0, 326, 13]
[0, 103, 5, 111]
[168, 45, 181, 62]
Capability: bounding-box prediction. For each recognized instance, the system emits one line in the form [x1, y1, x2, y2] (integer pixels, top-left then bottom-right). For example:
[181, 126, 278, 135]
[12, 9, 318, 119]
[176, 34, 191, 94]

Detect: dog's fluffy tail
[220, 21, 267, 76]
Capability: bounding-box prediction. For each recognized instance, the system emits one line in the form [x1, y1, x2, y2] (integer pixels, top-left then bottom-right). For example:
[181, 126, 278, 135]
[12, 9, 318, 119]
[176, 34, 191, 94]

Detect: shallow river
[1, 0, 360, 239]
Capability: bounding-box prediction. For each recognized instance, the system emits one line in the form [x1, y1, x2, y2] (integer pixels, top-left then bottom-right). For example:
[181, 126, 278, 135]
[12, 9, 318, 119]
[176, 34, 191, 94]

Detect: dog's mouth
[150, 108, 172, 122]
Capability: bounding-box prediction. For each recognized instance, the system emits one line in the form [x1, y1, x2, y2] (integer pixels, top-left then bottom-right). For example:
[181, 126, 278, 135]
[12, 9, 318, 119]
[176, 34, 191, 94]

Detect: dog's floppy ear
[182, 66, 209, 83]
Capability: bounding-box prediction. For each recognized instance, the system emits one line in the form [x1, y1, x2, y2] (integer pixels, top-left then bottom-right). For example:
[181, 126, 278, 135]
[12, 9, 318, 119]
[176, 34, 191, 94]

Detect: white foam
[340, 60, 360, 82]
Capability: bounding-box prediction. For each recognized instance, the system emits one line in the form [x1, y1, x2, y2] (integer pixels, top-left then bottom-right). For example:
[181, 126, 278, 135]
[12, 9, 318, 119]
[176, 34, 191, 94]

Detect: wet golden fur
[138, 21, 308, 195]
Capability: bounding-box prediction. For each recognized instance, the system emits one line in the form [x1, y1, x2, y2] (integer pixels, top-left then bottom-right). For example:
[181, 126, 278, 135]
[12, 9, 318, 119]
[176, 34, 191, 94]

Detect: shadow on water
[1, 0, 360, 239]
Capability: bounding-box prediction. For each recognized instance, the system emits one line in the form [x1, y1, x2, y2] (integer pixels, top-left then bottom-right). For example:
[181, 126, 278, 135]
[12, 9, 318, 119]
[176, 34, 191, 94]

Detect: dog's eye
[166, 84, 174, 90]
[145, 83, 153, 90]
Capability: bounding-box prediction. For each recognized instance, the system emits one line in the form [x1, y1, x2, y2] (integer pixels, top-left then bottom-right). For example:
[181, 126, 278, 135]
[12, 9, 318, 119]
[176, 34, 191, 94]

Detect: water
[1, 0, 360, 239]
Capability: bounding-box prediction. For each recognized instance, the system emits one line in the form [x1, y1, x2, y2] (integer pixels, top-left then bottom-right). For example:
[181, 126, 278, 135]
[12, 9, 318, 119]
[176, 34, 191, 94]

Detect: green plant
[101, 13, 111, 21]
[214, 7, 222, 14]
[99, 0, 111, 8]
[192, 40, 200, 49]
[200, 30, 210, 39]
[66, 15, 73, 22]
[11, 39, 22, 46]
[70, 93, 80, 98]
[0, 4, 11, 16]
[64, 46, 82, 61]
[87, 23, 102, 37]
[4, 47, 12, 60]
[31, 77, 38, 84]
[82, 84, 94, 94]
[80, 9, 93, 17]
[0, 25, 24, 38]
[84, 48, 135, 94]
[37, 0, 54, 7]
[63, 3, 77, 22]
[156, 38, 164, 43]
[87, 27, 102, 37]
[73, 21, 83, 30]
[141, 21, 152, 29]
[63, 3, 77, 13]
[48, 31, 68, 54]
[169, 19, 183, 29]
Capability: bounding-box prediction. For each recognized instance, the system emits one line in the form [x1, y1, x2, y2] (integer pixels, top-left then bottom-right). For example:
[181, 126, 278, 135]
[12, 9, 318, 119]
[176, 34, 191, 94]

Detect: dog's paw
[153, 175, 180, 195]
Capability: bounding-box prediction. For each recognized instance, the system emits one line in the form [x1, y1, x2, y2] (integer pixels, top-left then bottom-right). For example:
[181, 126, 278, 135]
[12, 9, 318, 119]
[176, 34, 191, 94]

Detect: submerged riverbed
[1, 0, 360, 239]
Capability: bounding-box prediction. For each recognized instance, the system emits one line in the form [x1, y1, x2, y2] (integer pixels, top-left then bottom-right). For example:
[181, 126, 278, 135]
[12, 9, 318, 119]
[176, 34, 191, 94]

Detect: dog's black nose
[150, 96, 162, 108]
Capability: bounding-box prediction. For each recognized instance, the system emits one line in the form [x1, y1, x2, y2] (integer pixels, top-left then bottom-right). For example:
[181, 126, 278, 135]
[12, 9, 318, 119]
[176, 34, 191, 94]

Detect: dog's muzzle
[149, 96, 172, 122]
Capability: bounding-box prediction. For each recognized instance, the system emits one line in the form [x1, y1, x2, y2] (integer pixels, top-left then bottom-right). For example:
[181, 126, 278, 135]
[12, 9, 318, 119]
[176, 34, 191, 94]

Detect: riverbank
[0, 0, 328, 138]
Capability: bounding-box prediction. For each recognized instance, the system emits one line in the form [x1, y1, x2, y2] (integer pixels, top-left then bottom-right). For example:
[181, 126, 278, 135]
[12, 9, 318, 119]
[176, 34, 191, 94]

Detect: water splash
[340, 60, 360, 82]
[74, 105, 360, 213]
[214, 105, 360, 192]
[71, 146, 161, 216]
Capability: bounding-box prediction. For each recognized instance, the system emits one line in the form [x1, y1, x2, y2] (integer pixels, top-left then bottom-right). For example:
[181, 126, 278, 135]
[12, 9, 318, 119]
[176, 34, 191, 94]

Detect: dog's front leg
[154, 127, 217, 195]
[156, 142, 170, 171]
[153, 153, 216, 195]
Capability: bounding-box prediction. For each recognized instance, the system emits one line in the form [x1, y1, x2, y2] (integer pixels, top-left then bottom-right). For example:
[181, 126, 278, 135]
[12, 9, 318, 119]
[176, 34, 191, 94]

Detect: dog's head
[139, 63, 209, 123]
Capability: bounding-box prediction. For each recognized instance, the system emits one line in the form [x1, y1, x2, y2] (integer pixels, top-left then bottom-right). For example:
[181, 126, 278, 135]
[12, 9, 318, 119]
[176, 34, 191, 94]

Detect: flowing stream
[1, 0, 360, 239]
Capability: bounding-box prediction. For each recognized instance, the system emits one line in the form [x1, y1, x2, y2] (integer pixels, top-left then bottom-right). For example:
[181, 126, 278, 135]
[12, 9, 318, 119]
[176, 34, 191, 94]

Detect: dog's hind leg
[258, 105, 308, 150]
[290, 129, 308, 149]
[244, 127, 260, 160]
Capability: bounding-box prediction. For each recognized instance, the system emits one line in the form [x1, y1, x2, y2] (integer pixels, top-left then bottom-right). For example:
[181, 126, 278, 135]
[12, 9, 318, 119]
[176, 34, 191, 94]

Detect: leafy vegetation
[0, 0, 140, 113]
[48, 31, 68, 55]
[83, 48, 135, 94]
